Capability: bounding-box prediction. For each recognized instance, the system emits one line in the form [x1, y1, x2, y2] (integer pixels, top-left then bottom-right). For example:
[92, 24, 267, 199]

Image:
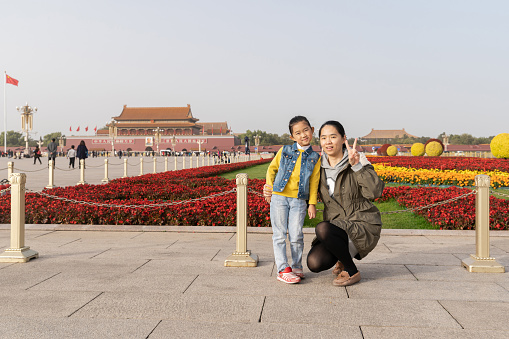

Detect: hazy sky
[1, 0, 508, 139]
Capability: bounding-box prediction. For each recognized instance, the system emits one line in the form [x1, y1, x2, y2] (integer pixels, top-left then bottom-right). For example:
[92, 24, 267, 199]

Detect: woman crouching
[306, 120, 384, 286]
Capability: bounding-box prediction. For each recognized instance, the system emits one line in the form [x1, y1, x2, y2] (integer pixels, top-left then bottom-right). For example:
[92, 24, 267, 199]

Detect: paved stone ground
[0, 228, 508, 338]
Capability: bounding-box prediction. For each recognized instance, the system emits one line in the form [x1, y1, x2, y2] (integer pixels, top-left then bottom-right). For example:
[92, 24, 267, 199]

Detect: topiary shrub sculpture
[425, 141, 444, 156]
[490, 133, 509, 159]
[424, 138, 445, 150]
[387, 145, 398, 156]
[411, 143, 425, 156]
[377, 144, 391, 156]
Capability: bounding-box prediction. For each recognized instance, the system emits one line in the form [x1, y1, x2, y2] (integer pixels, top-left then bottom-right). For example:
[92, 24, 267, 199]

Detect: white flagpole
[3, 71, 6, 153]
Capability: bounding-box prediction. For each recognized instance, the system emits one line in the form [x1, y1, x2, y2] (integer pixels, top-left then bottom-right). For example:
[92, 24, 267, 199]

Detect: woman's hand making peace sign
[344, 138, 359, 166]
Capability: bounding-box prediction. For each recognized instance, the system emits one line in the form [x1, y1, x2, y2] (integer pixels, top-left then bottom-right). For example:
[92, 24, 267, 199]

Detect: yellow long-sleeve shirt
[266, 147, 321, 205]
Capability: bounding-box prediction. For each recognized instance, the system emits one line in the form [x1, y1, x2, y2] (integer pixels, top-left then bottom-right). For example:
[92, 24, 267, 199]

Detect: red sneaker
[293, 268, 305, 279]
[277, 267, 301, 284]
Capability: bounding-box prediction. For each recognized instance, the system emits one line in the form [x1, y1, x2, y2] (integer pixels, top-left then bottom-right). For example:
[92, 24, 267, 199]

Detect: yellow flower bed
[373, 163, 509, 188]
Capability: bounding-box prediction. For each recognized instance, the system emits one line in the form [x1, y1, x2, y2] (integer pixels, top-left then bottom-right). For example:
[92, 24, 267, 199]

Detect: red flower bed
[377, 186, 509, 230]
[368, 156, 509, 173]
[0, 159, 272, 227]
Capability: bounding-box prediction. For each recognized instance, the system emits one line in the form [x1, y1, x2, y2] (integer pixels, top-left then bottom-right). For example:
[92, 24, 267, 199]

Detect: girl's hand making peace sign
[345, 138, 359, 166]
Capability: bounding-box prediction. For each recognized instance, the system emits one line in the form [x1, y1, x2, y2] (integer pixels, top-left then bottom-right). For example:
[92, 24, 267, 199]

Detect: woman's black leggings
[307, 221, 358, 276]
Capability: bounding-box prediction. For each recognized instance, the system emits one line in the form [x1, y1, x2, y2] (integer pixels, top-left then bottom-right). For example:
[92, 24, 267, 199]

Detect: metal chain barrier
[13, 167, 47, 173]
[25, 187, 236, 209]
[55, 167, 76, 172]
[490, 189, 509, 199]
[248, 188, 265, 198]
[0, 186, 11, 194]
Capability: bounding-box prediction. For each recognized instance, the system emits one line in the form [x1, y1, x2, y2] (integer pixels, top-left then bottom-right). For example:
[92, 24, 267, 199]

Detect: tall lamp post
[171, 134, 177, 153]
[254, 135, 260, 154]
[153, 127, 161, 154]
[16, 103, 37, 155]
[58, 135, 66, 154]
[108, 119, 117, 156]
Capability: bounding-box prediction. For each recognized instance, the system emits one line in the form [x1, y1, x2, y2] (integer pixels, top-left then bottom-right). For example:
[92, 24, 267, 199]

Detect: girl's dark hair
[288, 116, 311, 135]
[80, 140, 85, 146]
[319, 120, 345, 138]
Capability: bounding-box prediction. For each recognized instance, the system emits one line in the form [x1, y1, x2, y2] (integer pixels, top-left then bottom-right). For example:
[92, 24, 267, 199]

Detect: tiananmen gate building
[66, 105, 239, 152]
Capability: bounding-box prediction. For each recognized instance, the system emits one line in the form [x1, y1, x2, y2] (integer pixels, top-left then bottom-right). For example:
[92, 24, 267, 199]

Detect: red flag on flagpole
[69, 126, 72, 132]
[6, 74, 19, 86]
[94, 126, 97, 132]
[76, 126, 80, 132]
[85, 126, 88, 132]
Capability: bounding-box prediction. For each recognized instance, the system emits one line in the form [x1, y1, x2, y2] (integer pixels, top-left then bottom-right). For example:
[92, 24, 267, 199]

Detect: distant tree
[238, 130, 305, 146]
[42, 132, 62, 146]
[0, 131, 26, 147]
[447, 133, 494, 145]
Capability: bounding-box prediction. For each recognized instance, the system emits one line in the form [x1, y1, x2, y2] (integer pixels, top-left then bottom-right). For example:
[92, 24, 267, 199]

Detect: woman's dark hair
[79, 140, 85, 146]
[319, 120, 345, 138]
[288, 116, 311, 135]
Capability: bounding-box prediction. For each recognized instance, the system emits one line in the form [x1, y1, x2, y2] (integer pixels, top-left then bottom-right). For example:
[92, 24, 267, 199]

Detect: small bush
[377, 144, 391, 156]
[425, 141, 444, 156]
[387, 145, 398, 156]
[490, 133, 509, 159]
[411, 143, 425, 156]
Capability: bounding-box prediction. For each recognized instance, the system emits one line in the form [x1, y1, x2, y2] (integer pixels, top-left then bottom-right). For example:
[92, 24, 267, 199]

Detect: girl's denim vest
[273, 143, 320, 200]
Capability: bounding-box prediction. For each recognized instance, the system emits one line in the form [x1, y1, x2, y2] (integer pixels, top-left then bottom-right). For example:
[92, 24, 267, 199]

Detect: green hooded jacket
[314, 160, 385, 259]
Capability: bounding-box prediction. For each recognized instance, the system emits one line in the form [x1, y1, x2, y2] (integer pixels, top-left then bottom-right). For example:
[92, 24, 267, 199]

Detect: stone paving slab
[29, 268, 198, 294]
[423, 235, 477, 244]
[73, 292, 265, 323]
[149, 320, 363, 339]
[0, 317, 161, 339]
[0, 290, 101, 318]
[407, 264, 509, 282]
[383, 243, 506, 255]
[138, 257, 275, 277]
[261, 296, 461, 328]
[440, 300, 509, 330]
[346, 279, 509, 302]
[361, 326, 509, 339]
[358, 252, 462, 266]
[378, 235, 435, 244]
[355, 263, 416, 280]
[185, 274, 349, 298]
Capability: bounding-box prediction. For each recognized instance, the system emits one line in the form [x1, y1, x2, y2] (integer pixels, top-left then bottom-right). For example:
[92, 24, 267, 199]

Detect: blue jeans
[270, 194, 306, 273]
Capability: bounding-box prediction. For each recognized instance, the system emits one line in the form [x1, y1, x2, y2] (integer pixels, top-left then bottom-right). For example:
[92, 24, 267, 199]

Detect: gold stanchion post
[153, 157, 157, 174]
[139, 158, 144, 175]
[77, 159, 87, 185]
[0, 173, 38, 262]
[102, 158, 109, 183]
[224, 173, 258, 267]
[123, 158, 128, 178]
[7, 161, 13, 180]
[46, 160, 55, 189]
[462, 175, 505, 273]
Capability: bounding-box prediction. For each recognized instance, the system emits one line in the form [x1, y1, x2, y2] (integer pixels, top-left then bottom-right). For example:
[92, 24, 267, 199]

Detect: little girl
[265, 116, 321, 284]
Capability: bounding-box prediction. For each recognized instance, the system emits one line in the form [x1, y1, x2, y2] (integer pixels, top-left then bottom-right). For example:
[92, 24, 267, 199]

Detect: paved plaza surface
[0, 227, 508, 338]
[0, 156, 508, 338]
